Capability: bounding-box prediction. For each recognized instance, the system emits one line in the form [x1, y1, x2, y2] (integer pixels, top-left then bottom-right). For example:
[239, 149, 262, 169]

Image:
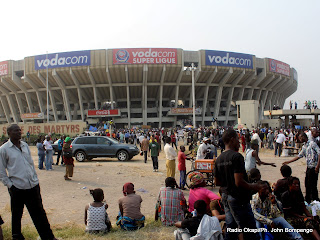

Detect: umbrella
[184, 125, 194, 129]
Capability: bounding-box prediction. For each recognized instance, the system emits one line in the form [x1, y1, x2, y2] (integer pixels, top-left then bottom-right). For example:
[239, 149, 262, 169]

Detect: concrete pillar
[125, 66, 131, 128]
[315, 115, 319, 127]
[87, 67, 99, 109]
[285, 115, 289, 128]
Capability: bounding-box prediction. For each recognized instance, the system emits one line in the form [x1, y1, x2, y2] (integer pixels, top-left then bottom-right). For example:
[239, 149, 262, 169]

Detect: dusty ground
[0, 142, 310, 228]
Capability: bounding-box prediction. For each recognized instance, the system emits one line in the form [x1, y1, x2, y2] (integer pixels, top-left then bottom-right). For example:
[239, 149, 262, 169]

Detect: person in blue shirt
[56, 136, 64, 165]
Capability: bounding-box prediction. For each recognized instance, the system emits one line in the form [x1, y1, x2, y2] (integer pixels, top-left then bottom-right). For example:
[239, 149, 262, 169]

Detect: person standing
[177, 146, 192, 190]
[141, 136, 149, 164]
[56, 136, 64, 165]
[196, 137, 209, 160]
[214, 129, 261, 240]
[245, 129, 251, 150]
[62, 137, 74, 181]
[283, 133, 320, 203]
[275, 129, 286, 157]
[164, 137, 177, 178]
[149, 135, 160, 172]
[36, 138, 45, 170]
[245, 139, 276, 172]
[0, 124, 57, 240]
[43, 136, 54, 170]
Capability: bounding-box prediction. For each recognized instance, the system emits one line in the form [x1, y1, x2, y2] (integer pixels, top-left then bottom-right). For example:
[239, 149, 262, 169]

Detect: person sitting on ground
[248, 168, 262, 183]
[178, 146, 192, 190]
[175, 200, 223, 240]
[188, 172, 220, 215]
[117, 182, 145, 230]
[62, 137, 74, 181]
[251, 180, 303, 240]
[0, 215, 3, 240]
[85, 188, 111, 234]
[282, 177, 320, 240]
[155, 177, 187, 226]
[245, 139, 276, 172]
[274, 165, 292, 201]
[210, 190, 226, 236]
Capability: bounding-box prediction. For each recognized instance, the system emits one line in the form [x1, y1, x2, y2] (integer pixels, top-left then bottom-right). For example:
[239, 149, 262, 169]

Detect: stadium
[0, 48, 297, 130]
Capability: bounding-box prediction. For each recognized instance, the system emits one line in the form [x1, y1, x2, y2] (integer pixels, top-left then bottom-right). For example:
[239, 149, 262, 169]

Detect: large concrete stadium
[0, 48, 297, 129]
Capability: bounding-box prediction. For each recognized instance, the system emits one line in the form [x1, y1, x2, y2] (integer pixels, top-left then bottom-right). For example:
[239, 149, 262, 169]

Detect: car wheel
[117, 150, 129, 161]
[75, 151, 86, 162]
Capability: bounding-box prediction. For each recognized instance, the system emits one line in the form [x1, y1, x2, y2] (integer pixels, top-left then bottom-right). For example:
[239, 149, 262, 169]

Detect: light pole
[46, 52, 49, 123]
[191, 63, 196, 128]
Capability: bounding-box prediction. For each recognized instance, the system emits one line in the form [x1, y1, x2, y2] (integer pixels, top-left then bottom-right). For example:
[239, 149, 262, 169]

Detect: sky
[1, 0, 319, 109]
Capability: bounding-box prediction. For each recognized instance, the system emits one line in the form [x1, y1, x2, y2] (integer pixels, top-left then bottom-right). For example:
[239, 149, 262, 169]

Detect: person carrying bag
[62, 137, 74, 180]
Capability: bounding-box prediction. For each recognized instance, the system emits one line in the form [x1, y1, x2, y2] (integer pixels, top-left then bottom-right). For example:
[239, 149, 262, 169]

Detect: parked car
[71, 136, 140, 162]
[52, 138, 74, 154]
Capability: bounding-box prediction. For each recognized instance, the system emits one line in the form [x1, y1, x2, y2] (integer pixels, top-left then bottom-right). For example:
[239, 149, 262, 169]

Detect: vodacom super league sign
[113, 48, 177, 65]
[0, 61, 8, 76]
[268, 58, 290, 76]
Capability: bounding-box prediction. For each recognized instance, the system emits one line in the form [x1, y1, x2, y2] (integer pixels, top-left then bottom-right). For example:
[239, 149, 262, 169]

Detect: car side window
[85, 137, 97, 144]
[97, 137, 110, 145]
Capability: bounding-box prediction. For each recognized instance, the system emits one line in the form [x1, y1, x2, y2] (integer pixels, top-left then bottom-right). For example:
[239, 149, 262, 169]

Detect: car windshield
[107, 137, 119, 144]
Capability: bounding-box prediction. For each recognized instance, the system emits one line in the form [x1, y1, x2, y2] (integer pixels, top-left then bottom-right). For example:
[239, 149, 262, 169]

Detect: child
[178, 146, 192, 190]
[85, 188, 111, 234]
[273, 165, 292, 201]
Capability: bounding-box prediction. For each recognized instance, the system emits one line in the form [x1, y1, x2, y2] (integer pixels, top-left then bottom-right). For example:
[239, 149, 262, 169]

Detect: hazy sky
[1, 0, 319, 109]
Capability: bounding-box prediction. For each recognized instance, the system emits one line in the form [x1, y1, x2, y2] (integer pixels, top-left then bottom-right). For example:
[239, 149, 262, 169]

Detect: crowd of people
[2, 124, 320, 239]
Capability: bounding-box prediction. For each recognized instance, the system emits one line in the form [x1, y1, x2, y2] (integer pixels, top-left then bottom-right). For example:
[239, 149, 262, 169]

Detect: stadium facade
[0, 48, 297, 128]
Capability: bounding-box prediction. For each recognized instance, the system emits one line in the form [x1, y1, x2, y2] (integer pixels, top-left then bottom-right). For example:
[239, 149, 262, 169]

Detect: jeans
[255, 217, 303, 240]
[56, 149, 63, 164]
[151, 156, 158, 170]
[8, 184, 55, 240]
[222, 193, 259, 240]
[268, 140, 274, 149]
[179, 170, 186, 189]
[305, 167, 319, 203]
[38, 153, 45, 169]
[45, 150, 53, 170]
[275, 143, 282, 157]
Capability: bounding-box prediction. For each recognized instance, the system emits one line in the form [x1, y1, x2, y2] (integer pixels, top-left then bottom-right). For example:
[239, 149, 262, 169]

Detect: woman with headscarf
[62, 137, 74, 180]
[188, 172, 220, 214]
[155, 177, 187, 226]
[117, 182, 145, 230]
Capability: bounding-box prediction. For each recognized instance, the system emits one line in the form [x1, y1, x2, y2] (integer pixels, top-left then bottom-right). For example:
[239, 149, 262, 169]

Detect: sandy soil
[0, 142, 310, 227]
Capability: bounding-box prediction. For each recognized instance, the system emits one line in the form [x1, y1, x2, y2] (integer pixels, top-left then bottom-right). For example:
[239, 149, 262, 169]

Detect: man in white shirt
[0, 124, 57, 240]
[43, 136, 54, 170]
[275, 130, 286, 157]
[196, 137, 209, 160]
[164, 137, 177, 178]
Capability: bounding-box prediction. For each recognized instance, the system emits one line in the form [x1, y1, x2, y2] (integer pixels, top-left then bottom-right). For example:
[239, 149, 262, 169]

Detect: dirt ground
[0, 142, 310, 228]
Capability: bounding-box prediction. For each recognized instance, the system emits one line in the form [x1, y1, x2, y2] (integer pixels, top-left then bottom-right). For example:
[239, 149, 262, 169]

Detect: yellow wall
[0, 122, 87, 136]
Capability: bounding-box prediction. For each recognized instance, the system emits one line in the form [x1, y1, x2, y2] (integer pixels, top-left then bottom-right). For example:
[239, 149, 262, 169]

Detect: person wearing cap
[196, 137, 209, 160]
[188, 172, 220, 214]
[62, 137, 74, 181]
[245, 139, 276, 172]
[117, 182, 145, 230]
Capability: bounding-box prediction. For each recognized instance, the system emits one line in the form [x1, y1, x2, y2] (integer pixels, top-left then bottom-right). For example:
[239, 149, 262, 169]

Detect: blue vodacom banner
[205, 50, 254, 69]
[34, 50, 91, 70]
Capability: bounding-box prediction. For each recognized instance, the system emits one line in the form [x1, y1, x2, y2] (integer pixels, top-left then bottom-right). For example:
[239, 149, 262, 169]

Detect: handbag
[63, 151, 72, 158]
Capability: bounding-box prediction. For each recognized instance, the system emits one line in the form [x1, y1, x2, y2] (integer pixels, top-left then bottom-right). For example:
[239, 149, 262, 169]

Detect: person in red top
[178, 146, 192, 190]
[171, 133, 178, 150]
[240, 133, 246, 153]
